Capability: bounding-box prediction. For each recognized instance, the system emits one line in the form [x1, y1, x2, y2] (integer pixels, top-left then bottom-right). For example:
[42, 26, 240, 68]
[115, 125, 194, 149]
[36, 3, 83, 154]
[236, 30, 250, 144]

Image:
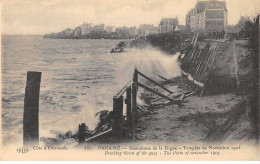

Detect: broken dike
[133, 33, 258, 142]
[179, 35, 255, 95]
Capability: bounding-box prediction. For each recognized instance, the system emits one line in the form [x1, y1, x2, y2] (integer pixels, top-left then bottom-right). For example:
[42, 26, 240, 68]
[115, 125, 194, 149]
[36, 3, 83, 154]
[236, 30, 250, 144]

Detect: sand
[135, 75, 256, 144]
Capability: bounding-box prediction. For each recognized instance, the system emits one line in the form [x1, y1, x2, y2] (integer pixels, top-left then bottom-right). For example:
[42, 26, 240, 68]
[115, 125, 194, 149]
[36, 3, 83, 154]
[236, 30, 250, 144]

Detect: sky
[1, 0, 259, 35]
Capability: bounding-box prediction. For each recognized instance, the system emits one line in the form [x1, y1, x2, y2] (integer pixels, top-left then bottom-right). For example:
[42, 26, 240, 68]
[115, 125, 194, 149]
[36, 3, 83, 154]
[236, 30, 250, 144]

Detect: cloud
[1, 0, 259, 34]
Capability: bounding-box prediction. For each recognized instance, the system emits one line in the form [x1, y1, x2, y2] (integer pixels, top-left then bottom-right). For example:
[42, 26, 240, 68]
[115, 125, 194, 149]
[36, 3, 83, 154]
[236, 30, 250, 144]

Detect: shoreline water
[1, 35, 184, 146]
[1, 36, 125, 146]
[1, 30, 258, 146]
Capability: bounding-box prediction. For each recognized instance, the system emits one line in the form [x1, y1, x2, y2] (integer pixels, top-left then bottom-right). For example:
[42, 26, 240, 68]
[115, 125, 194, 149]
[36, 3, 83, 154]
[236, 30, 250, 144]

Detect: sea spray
[115, 47, 181, 88]
[78, 104, 100, 130]
[75, 47, 182, 133]
[114, 47, 182, 117]
[39, 47, 182, 141]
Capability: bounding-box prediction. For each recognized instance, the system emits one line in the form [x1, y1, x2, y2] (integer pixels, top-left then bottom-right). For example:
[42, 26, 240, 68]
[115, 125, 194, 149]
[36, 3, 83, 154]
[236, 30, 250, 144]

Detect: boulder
[64, 131, 72, 139]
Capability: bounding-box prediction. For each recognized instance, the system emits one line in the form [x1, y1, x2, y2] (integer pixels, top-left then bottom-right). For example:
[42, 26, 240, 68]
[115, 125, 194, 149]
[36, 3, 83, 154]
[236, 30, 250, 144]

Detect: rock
[137, 134, 146, 140]
[62, 138, 77, 145]
[64, 131, 72, 139]
[136, 128, 143, 132]
[95, 110, 113, 132]
[57, 133, 65, 139]
[96, 110, 109, 117]
[99, 123, 110, 132]
[40, 137, 62, 145]
[71, 134, 77, 139]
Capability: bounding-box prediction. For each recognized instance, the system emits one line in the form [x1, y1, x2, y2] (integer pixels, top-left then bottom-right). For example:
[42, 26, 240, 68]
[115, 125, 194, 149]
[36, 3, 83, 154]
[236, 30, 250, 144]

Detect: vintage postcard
[0, 0, 259, 161]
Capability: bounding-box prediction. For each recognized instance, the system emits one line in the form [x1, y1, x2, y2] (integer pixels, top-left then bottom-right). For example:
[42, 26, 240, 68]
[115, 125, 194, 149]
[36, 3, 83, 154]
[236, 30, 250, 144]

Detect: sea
[1, 35, 181, 146]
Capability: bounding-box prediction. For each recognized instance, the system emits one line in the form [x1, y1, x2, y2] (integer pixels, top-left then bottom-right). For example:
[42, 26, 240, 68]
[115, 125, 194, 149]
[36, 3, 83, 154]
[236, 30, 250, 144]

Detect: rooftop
[195, 0, 227, 13]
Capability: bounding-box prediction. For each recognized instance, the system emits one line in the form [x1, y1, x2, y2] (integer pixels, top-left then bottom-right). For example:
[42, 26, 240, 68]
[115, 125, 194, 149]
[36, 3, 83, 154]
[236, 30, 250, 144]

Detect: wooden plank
[112, 96, 123, 139]
[85, 128, 112, 142]
[185, 91, 196, 98]
[151, 92, 173, 102]
[137, 71, 173, 94]
[194, 79, 204, 87]
[197, 49, 213, 80]
[179, 92, 196, 101]
[157, 75, 171, 82]
[174, 93, 182, 98]
[188, 45, 199, 63]
[181, 69, 189, 76]
[191, 49, 203, 75]
[179, 94, 185, 101]
[114, 80, 132, 99]
[188, 49, 201, 74]
[200, 87, 205, 97]
[181, 69, 204, 87]
[23, 71, 41, 145]
[200, 45, 218, 79]
[195, 49, 212, 80]
[200, 45, 219, 97]
[137, 82, 179, 104]
[194, 49, 206, 78]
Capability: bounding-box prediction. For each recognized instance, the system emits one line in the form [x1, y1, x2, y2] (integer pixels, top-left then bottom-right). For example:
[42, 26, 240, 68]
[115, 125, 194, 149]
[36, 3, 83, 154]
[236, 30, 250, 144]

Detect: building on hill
[116, 26, 129, 33]
[74, 27, 81, 36]
[186, 9, 196, 31]
[64, 28, 73, 36]
[138, 24, 158, 36]
[115, 26, 138, 37]
[159, 18, 179, 33]
[186, 0, 228, 32]
[79, 22, 93, 35]
[175, 25, 186, 31]
[129, 27, 138, 36]
[106, 26, 115, 33]
[93, 24, 106, 32]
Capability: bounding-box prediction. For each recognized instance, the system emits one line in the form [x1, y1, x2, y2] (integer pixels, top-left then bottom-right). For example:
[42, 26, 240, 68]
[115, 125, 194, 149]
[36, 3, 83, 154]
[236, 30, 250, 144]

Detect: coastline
[131, 33, 259, 143]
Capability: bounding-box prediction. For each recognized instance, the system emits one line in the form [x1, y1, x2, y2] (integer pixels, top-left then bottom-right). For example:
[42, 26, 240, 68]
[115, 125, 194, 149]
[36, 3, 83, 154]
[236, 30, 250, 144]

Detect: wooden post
[23, 71, 41, 145]
[126, 87, 132, 130]
[112, 96, 123, 139]
[133, 68, 138, 90]
[157, 75, 171, 82]
[131, 82, 137, 138]
[131, 69, 138, 138]
[78, 123, 86, 143]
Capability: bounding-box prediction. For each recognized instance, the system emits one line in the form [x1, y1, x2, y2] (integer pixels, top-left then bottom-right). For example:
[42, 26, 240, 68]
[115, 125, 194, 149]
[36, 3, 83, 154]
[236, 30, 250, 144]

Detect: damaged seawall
[179, 38, 255, 94]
